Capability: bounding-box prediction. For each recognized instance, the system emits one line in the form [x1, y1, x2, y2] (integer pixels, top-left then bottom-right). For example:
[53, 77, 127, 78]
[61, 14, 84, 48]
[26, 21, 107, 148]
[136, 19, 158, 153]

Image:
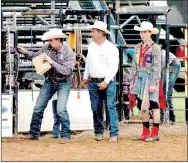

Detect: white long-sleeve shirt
[83, 39, 119, 84]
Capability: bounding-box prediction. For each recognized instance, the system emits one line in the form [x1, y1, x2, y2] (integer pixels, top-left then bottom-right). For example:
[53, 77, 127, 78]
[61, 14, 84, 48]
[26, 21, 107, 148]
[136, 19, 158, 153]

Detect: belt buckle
[91, 78, 103, 83]
[98, 78, 103, 83]
[96, 79, 100, 83]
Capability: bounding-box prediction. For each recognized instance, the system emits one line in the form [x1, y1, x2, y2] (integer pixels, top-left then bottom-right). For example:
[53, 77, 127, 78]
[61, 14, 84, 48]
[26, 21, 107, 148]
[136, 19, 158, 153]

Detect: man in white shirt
[81, 21, 119, 142]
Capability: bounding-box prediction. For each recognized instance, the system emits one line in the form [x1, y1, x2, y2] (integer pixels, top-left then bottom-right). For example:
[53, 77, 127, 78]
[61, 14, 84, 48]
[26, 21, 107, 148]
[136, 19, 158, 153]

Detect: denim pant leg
[106, 81, 119, 137]
[88, 81, 104, 136]
[56, 80, 72, 139]
[168, 61, 181, 121]
[52, 100, 60, 137]
[124, 104, 130, 120]
[29, 81, 55, 138]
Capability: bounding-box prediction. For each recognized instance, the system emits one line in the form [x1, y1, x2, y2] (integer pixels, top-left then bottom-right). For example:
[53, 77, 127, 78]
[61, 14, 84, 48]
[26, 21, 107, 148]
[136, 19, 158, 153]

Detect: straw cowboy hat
[134, 21, 159, 34]
[89, 21, 110, 34]
[41, 28, 67, 41]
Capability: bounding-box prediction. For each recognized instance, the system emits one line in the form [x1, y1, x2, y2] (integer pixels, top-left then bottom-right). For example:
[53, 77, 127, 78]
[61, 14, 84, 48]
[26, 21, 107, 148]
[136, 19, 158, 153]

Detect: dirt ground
[1, 123, 188, 162]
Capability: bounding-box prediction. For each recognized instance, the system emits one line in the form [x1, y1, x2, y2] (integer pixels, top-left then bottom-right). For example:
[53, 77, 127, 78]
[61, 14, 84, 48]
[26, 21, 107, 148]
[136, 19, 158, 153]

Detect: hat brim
[134, 25, 159, 34]
[41, 31, 67, 41]
[89, 25, 110, 34]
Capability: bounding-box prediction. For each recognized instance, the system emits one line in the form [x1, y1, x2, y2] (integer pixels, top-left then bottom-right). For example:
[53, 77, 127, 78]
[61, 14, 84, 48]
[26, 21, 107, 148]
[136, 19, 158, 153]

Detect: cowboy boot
[133, 126, 150, 141]
[145, 126, 159, 142]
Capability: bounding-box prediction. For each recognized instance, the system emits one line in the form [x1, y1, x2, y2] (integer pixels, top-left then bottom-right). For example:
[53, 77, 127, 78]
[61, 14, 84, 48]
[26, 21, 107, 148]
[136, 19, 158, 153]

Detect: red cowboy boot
[145, 126, 160, 142]
[133, 126, 150, 141]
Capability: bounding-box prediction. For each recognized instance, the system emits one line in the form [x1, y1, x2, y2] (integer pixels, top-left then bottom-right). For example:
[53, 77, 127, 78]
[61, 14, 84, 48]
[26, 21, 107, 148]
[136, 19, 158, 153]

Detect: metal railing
[166, 24, 188, 123]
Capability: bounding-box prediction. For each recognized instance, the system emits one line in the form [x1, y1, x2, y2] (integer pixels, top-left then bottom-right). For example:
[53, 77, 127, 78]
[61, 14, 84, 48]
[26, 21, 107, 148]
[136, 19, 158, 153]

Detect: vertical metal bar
[31, 28, 34, 101]
[105, 9, 110, 127]
[14, 30, 18, 135]
[1, 10, 3, 27]
[66, 0, 69, 8]
[115, 0, 120, 12]
[165, 20, 169, 89]
[13, 11, 17, 27]
[51, 0, 55, 25]
[119, 46, 123, 121]
[106, 10, 110, 41]
[186, 98, 188, 123]
[32, 16, 36, 44]
[99, 10, 104, 21]
[115, 11, 119, 44]
[184, 26, 187, 126]
[165, 14, 169, 123]
[185, 25, 188, 98]
[7, 29, 12, 94]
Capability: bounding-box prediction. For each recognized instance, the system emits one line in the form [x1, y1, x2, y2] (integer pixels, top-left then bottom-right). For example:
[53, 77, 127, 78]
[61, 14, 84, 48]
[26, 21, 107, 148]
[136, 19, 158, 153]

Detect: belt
[90, 78, 104, 83]
[47, 79, 68, 83]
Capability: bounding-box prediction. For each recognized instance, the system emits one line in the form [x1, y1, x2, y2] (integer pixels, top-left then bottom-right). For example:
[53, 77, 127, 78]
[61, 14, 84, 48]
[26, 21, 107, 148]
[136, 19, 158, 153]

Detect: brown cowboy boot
[145, 126, 159, 142]
[133, 126, 150, 141]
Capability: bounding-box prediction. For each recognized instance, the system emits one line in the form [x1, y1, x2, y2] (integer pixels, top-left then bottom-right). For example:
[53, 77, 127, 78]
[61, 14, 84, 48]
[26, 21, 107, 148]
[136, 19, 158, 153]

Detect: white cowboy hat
[89, 21, 110, 34]
[41, 28, 67, 41]
[134, 21, 159, 34]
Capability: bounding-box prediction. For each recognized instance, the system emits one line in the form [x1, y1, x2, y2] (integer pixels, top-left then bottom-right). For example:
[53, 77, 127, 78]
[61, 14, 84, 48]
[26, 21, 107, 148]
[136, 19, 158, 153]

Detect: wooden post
[185, 24, 188, 123]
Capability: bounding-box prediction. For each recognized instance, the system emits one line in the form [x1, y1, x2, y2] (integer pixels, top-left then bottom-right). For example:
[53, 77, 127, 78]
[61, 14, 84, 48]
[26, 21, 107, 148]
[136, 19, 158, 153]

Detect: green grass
[173, 91, 187, 122]
[128, 91, 187, 122]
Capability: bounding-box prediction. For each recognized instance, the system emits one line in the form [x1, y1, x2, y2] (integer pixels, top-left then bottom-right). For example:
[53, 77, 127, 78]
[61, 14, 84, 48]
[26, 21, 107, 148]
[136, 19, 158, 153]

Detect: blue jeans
[88, 80, 119, 137]
[29, 79, 72, 139]
[52, 100, 60, 137]
[161, 61, 181, 122]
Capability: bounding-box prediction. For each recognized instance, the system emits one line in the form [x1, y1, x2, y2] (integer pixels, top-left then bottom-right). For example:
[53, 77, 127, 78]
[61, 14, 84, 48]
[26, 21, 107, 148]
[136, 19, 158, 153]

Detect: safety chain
[5, 28, 11, 88]
[14, 50, 20, 88]
[5, 29, 20, 91]
[74, 27, 82, 99]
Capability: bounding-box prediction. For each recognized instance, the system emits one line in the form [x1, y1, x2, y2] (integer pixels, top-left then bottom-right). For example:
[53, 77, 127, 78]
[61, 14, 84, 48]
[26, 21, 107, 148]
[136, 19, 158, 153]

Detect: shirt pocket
[59, 53, 64, 60]
[56, 53, 65, 64]
[145, 53, 153, 67]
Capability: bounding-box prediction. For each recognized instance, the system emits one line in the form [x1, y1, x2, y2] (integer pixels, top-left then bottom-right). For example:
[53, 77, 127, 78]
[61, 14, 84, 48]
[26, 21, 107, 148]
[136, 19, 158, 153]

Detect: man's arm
[17, 44, 49, 60]
[150, 45, 162, 86]
[83, 46, 90, 80]
[104, 46, 119, 85]
[79, 44, 92, 88]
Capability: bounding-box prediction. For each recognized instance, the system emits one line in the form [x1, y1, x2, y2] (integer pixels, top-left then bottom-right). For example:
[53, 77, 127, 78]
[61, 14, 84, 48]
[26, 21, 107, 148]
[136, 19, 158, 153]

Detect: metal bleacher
[78, 0, 150, 46]
[2, 0, 69, 44]
[1, 0, 68, 26]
